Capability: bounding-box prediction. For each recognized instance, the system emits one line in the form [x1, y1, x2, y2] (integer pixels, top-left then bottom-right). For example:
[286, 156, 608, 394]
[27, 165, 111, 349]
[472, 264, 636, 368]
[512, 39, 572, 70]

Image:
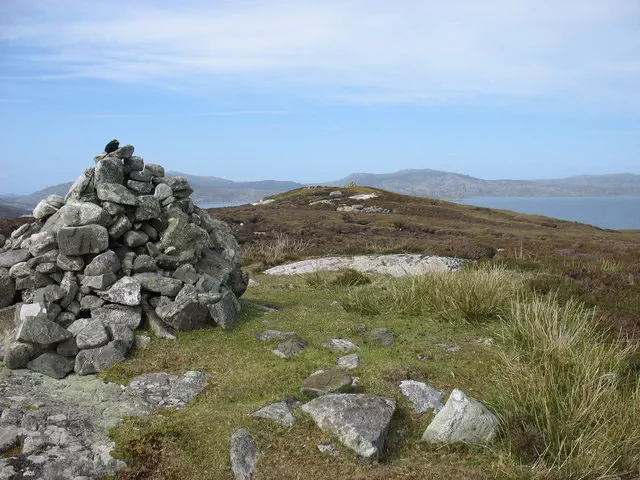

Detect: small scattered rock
[336, 353, 360, 369]
[370, 328, 394, 346]
[272, 338, 307, 359]
[433, 343, 459, 352]
[301, 369, 353, 396]
[399, 380, 443, 413]
[322, 338, 359, 352]
[230, 428, 257, 480]
[249, 400, 297, 426]
[253, 330, 297, 341]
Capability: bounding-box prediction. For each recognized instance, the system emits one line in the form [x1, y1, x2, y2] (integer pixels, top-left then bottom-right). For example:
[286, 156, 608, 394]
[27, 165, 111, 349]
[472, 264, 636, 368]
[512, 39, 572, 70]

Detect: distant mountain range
[2, 169, 639, 218]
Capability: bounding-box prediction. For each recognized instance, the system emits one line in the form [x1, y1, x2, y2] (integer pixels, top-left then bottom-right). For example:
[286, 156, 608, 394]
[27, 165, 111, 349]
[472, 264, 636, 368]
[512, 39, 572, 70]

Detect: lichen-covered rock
[208, 290, 238, 329]
[322, 339, 360, 352]
[76, 319, 109, 349]
[422, 389, 498, 444]
[249, 400, 298, 426]
[302, 394, 396, 458]
[60, 202, 111, 227]
[97, 276, 141, 306]
[74, 342, 126, 375]
[0, 249, 32, 269]
[230, 428, 257, 480]
[399, 380, 443, 413]
[92, 304, 142, 329]
[0, 268, 15, 309]
[96, 183, 137, 206]
[57, 225, 109, 256]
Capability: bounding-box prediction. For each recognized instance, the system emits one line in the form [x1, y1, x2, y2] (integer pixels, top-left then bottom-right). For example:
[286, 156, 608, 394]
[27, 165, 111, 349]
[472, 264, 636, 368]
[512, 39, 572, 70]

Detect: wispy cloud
[2, 0, 639, 109]
[84, 110, 294, 119]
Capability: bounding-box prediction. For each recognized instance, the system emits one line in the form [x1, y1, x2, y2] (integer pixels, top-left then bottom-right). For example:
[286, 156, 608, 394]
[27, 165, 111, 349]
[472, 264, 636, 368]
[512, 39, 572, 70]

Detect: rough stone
[15, 272, 54, 290]
[173, 264, 199, 285]
[65, 167, 94, 202]
[422, 389, 499, 444]
[123, 155, 144, 172]
[127, 179, 153, 194]
[27, 352, 75, 379]
[134, 273, 183, 296]
[208, 291, 238, 329]
[253, 330, 296, 341]
[97, 276, 141, 306]
[27, 231, 57, 257]
[56, 337, 79, 357]
[58, 226, 109, 256]
[0, 250, 32, 269]
[0, 427, 21, 454]
[123, 230, 149, 248]
[159, 217, 208, 255]
[94, 157, 124, 185]
[272, 338, 307, 359]
[0, 269, 15, 309]
[16, 312, 72, 345]
[76, 320, 109, 349]
[230, 428, 257, 480]
[134, 334, 151, 349]
[301, 369, 353, 396]
[3, 337, 38, 369]
[92, 304, 141, 329]
[56, 254, 84, 272]
[337, 353, 360, 370]
[156, 290, 210, 331]
[371, 328, 394, 346]
[154, 183, 173, 200]
[249, 400, 297, 426]
[399, 380, 443, 413]
[302, 394, 396, 458]
[107, 324, 134, 354]
[80, 272, 118, 290]
[96, 183, 137, 206]
[33, 200, 58, 219]
[108, 215, 132, 239]
[145, 163, 165, 177]
[134, 195, 161, 221]
[74, 342, 126, 375]
[60, 202, 111, 227]
[132, 255, 157, 273]
[322, 339, 360, 352]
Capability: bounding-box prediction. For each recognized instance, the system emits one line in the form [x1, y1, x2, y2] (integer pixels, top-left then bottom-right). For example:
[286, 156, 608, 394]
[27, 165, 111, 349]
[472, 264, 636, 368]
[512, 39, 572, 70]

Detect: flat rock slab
[0, 369, 206, 479]
[322, 338, 360, 352]
[230, 428, 257, 480]
[264, 254, 468, 277]
[301, 369, 353, 396]
[249, 400, 298, 426]
[253, 330, 296, 341]
[399, 380, 443, 413]
[422, 389, 499, 444]
[302, 394, 396, 458]
[0, 250, 32, 269]
[272, 338, 307, 359]
[337, 353, 360, 369]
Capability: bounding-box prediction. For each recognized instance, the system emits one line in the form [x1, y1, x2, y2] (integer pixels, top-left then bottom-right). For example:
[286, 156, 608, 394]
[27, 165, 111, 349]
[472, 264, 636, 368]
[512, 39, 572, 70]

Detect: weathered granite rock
[58, 225, 109, 256]
[301, 369, 353, 396]
[97, 276, 141, 306]
[0, 269, 15, 309]
[272, 338, 307, 359]
[322, 339, 360, 352]
[134, 195, 161, 221]
[92, 304, 142, 329]
[56, 253, 84, 272]
[124, 155, 144, 172]
[134, 273, 183, 296]
[27, 231, 57, 257]
[371, 328, 394, 346]
[253, 330, 296, 341]
[65, 167, 94, 202]
[60, 202, 111, 227]
[32, 285, 65, 305]
[95, 157, 124, 185]
[156, 287, 210, 331]
[159, 217, 208, 255]
[249, 400, 298, 426]
[302, 394, 396, 458]
[81, 272, 118, 290]
[337, 353, 360, 369]
[399, 380, 443, 413]
[107, 324, 134, 354]
[15, 271, 54, 290]
[0, 427, 21, 454]
[154, 183, 173, 200]
[208, 291, 238, 329]
[111, 144, 134, 159]
[76, 320, 109, 350]
[27, 352, 75, 379]
[56, 337, 79, 357]
[74, 342, 126, 375]
[173, 264, 199, 285]
[16, 305, 72, 345]
[0, 250, 32, 269]
[123, 230, 149, 248]
[33, 200, 58, 219]
[146, 163, 165, 177]
[67, 318, 92, 336]
[230, 428, 257, 480]
[108, 215, 132, 239]
[422, 389, 499, 444]
[132, 255, 156, 273]
[3, 337, 38, 369]
[96, 183, 137, 206]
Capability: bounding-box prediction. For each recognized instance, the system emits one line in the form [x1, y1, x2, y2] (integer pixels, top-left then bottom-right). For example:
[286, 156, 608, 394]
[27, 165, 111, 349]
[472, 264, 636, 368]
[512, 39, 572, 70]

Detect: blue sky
[1, 0, 639, 194]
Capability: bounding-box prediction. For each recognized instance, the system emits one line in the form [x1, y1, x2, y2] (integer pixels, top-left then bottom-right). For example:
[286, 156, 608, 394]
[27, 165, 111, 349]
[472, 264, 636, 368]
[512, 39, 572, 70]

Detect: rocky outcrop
[0, 143, 247, 379]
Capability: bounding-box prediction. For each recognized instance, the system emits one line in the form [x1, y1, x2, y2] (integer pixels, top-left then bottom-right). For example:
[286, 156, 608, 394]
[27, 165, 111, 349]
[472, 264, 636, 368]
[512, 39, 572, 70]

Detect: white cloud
[2, 0, 639, 108]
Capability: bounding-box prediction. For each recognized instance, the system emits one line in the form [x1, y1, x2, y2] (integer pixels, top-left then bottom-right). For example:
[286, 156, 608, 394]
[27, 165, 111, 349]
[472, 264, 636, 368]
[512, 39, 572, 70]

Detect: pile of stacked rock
[0, 143, 247, 378]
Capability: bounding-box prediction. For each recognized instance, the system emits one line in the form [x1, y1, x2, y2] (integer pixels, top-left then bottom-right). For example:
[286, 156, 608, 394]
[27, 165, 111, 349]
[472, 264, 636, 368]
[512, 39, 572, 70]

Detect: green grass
[107, 266, 639, 479]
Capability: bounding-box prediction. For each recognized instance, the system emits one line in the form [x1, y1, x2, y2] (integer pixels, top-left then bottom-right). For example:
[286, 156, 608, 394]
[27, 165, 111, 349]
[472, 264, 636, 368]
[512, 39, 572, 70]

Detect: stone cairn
[0, 144, 248, 379]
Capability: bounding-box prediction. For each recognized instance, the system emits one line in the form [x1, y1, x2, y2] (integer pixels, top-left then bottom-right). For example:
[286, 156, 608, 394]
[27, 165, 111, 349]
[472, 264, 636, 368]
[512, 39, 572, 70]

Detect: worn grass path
[107, 272, 516, 479]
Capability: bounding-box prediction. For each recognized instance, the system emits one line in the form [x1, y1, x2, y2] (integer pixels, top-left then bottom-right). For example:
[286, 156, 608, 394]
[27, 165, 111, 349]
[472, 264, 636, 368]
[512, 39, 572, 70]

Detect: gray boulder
[159, 217, 208, 255]
[74, 342, 126, 375]
[134, 273, 183, 296]
[107, 324, 134, 354]
[127, 180, 153, 194]
[60, 202, 111, 227]
[156, 290, 210, 331]
[422, 389, 499, 444]
[123, 156, 144, 172]
[154, 183, 173, 200]
[146, 163, 165, 177]
[27, 352, 75, 379]
[16, 309, 72, 345]
[399, 380, 443, 413]
[0, 250, 32, 268]
[96, 183, 137, 206]
[92, 304, 142, 329]
[56, 337, 79, 357]
[134, 196, 161, 221]
[111, 144, 134, 159]
[230, 428, 257, 480]
[0, 269, 15, 309]
[81, 272, 118, 290]
[76, 319, 109, 349]
[272, 338, 307, 359]
[322, 339, 360, 352]
[249, 400, 297, 426]
[57, 225, 109, 256]
[15, 271, 54, 290]
[97, 276, 141, 306]
[85, 250, 121, 276]
[208, 291, 238, 329]
[123, 230, 149, 248]
[33, 199, 58, 219]
[94, 157, 124, 185]
[371, 328, 394, 346]
[65, 167, 94, 202]
[337, 353, 360, 370]
[132, 255, 157, 273]
[3, 336, 38, 369]
[108, 215, 132, 239]
[56, 254, 84, 271]
[302, 394, 396, 458]
[27, 231, 57, 257]
[301, 369, 353, 396]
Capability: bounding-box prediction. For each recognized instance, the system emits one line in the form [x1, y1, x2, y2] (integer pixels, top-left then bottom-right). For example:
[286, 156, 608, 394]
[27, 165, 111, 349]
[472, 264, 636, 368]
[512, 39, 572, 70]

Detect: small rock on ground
[230, 428, 257, 480]
[272, 339, 307, 359]
[249, 399, 299, 426]
[301, 369, 353, 396]
[322, 338, 359, 352]
[336, 353, 360, 369]
[399, 380, 443, 413]
[370, 328, 394, 346]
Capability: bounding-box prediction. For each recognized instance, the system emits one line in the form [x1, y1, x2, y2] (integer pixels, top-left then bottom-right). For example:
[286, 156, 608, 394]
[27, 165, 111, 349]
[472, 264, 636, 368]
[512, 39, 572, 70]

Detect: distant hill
[0, 202, 29, 218]
[2, 169, 638, 218]
[332, 170, 640, 198]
